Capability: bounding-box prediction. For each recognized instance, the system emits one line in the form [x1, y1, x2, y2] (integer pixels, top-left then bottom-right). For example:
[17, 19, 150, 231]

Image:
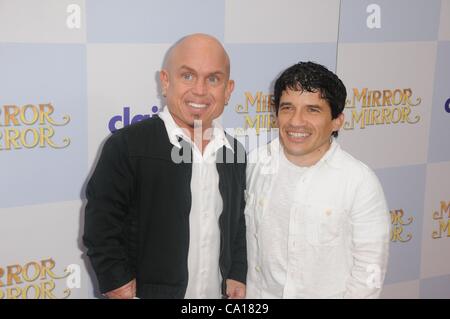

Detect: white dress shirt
[245, 138, 390, 299]
[158, 107, 233, 299]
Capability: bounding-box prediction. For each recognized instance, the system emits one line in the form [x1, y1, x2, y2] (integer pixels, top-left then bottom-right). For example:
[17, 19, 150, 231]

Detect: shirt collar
[315, 138, 342, 169]
[158, 106, 233, 153]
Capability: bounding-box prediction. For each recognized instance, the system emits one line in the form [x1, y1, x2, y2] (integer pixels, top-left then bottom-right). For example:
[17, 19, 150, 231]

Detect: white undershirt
[259, 148, 308, 298]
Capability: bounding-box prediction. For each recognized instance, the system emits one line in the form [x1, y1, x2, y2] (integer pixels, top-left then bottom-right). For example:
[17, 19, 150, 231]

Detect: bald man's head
[159, 33, 235, 135]
[163, 33, 230, 78]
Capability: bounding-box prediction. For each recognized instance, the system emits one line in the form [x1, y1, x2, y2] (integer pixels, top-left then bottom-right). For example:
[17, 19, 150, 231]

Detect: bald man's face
[160, 37, 234, 133]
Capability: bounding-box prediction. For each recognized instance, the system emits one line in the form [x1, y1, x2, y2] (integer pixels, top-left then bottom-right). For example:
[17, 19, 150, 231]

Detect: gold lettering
[433, 201, 450, 220]
[6, 265, 22, 286]
[39, 103, 70, 126]
[245, 92, 261, 112]
[22, 262, 41, 283]
[40, 259, 67, 280]
[23, 284, 41, 299]
[392, 89, 403, 106]
[382, 90, 392, 106]
[391, 209, 414, 226]
[0, 267, 4, 287]
[372, 90, 381, 107]
[19, 104, 39, 125]
[40, 280, 56, 299]
[344, 109, 366, 130]
[39, 127, 70, 149]
[20, 128, 40, 149]
[6, 287, 21, 299]
[442, 201, 450, 217]
[351, 88, 368, 108]
[432, 219, 450, 239]
[244, 115, 261, 135]
[391, 225, 412, 242]
[404, 106, 420, 124]
[4, 105, 20, 126]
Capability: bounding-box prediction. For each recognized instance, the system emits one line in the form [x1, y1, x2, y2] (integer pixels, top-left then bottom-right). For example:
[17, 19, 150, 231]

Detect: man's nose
[289, 109, 307, 126]
[192, 79, 207, 95]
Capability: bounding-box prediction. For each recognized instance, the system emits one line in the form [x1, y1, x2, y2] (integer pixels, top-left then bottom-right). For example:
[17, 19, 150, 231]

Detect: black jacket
[83, 116, 247, 298]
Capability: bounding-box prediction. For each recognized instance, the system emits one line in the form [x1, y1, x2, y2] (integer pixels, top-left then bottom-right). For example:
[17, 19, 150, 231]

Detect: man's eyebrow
[306, 104, 322, 108]
[279, 101, 294, 107]
[178, 65, 196, 72]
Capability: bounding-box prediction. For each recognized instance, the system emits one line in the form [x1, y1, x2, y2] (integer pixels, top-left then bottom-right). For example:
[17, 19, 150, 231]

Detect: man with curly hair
[245, 62, 390, 299]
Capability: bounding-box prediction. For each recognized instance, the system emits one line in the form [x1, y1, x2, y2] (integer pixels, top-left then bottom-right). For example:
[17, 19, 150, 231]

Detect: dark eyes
[279, 105, 320, 112]
[279, 105, 293, 111]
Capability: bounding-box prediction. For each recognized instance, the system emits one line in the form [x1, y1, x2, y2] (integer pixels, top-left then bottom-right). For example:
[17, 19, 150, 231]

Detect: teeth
[288, 132, 310, 138]
[188, 102, 208, 109]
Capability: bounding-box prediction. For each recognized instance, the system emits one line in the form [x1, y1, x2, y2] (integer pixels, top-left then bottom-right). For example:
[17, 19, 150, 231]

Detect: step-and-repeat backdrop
[1, 0, 449, 299]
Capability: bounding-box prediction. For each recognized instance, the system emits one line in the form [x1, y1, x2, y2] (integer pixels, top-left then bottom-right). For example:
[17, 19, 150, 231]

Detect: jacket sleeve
[228, 154, 248, 285]
[344, 167, 391, 299]
[83, 132, 135, 294]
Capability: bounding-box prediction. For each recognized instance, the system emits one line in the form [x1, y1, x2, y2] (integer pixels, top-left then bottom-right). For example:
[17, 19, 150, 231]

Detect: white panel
[0, 200, 93, 299]
[439, 0, 450, 40]
[225, 0, 340, 43]
[87, 43, 169, 169]
[0, 0, 86, 43]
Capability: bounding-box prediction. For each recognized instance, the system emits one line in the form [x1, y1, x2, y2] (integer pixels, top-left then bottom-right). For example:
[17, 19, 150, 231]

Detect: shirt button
[254, 233, 258, 239]
[255, 266, 261, 272]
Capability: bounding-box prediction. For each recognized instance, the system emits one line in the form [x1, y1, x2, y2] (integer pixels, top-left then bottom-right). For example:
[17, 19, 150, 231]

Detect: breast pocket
[304, 203, 345, 246]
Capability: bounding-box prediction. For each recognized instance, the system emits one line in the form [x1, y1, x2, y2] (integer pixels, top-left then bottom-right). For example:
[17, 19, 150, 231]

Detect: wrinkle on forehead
[163, 33, 230, 76]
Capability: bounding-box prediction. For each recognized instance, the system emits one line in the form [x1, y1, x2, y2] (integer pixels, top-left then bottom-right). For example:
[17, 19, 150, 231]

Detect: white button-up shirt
[159, 107, 233, 299]
[245, 138, 390, 299]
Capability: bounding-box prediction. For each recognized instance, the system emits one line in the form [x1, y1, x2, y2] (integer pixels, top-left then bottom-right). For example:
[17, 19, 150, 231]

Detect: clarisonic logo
[108, 106, 160, 132]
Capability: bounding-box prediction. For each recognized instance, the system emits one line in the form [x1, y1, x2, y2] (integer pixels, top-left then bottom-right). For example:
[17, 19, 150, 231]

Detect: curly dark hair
[273, 61, 347, 137]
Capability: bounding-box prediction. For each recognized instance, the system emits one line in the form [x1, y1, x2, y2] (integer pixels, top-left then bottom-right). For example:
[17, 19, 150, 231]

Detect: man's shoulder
[115, 116, 164, 136]
[103, 116, 169, 157]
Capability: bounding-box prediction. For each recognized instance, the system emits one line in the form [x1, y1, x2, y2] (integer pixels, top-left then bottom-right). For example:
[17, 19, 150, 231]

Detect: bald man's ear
[225, 79, 235, 104]
[160, 70, 169, 96]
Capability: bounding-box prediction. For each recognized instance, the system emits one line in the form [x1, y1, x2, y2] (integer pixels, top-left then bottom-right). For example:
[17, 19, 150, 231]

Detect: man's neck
[283, 140, 332, 167]
[175, 121, 213, 155]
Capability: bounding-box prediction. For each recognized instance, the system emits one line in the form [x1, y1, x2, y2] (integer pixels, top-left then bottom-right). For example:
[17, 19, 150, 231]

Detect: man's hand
[105, 279, 136, 299]
[226, 279, 246, 299]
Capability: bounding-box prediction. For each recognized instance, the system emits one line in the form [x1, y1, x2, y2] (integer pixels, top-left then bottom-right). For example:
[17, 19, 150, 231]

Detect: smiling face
[159, 34, 234, 135]
[277, 89, 344, 167]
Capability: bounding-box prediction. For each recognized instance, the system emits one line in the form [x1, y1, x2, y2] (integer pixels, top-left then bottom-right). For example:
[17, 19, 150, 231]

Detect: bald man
[83, 34, 247, 299]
